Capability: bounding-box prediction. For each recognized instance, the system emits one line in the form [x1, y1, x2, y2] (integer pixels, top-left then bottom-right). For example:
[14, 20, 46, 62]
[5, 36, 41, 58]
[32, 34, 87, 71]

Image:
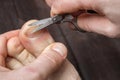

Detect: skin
[0, 20, 80, 80]
[46, 0, 120, 38]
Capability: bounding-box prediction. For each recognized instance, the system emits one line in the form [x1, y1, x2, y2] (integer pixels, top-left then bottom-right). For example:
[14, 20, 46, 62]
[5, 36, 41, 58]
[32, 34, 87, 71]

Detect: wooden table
[0, 0, 120, 80]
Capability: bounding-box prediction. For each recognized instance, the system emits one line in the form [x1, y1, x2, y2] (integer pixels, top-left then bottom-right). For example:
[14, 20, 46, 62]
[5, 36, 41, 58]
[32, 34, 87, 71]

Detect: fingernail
[52, 43, 67, 57]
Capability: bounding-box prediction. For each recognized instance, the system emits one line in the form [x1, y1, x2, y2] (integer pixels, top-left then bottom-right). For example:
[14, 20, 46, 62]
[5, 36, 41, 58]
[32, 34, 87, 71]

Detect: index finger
[50, 0, 100, 16]
[2, 30, 19, 40]
[45, 0, 55, 7]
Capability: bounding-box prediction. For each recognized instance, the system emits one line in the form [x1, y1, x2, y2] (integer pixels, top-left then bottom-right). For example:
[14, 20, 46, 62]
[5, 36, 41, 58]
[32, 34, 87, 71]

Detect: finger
[50, 0, 101, 16]
[0, 36, 7, 66]
[6, 57, 24, 70]
[7, 37, 35, 65]
[7, 37, 24, 57]
[45, 0, 55, 7]
[0, 30, 19, 67]
[49, 60, 81, 80]
[19, 20, 54, 57]
[77, 13, 120, 38]
[2, 30, 19, 39]
[23, 43, 67, 79]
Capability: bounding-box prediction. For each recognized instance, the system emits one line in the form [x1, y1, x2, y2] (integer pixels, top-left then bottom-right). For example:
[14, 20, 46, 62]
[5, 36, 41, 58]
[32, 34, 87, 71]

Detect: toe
[6, 57, 23, 70]
[19, 20, 54, 57]
[7, 37, 35, 65]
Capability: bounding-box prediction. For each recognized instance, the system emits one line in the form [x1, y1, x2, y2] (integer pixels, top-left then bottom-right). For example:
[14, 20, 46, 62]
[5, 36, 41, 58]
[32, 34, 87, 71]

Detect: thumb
[50, 0, 100, 16]
[45, 0, 55, 7]
[24, 42, 67, 79]
[77, 13, 120, 38]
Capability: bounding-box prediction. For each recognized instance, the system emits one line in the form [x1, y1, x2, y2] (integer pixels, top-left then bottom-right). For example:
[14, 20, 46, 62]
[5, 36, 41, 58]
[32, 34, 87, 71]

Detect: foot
[5, 20, 81, 80]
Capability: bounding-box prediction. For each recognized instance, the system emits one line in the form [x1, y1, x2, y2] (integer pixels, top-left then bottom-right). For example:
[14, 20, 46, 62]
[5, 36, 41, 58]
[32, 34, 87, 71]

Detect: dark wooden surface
[1, 0, 120, 80]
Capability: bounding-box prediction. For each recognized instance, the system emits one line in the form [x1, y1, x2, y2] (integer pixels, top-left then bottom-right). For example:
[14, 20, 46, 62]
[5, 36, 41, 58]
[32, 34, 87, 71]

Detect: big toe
[19, 20, 54, 57]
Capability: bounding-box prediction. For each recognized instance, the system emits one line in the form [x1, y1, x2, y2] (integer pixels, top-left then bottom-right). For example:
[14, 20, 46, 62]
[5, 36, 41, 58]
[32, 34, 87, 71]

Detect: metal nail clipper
[29, 14, 85, 33]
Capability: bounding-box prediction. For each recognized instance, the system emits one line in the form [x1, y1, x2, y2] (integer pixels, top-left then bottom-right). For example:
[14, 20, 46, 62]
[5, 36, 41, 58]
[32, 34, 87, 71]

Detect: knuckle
[104, 26, 120, 38]
[51, 0, 63, 15]
[45, 0, 54, 6]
